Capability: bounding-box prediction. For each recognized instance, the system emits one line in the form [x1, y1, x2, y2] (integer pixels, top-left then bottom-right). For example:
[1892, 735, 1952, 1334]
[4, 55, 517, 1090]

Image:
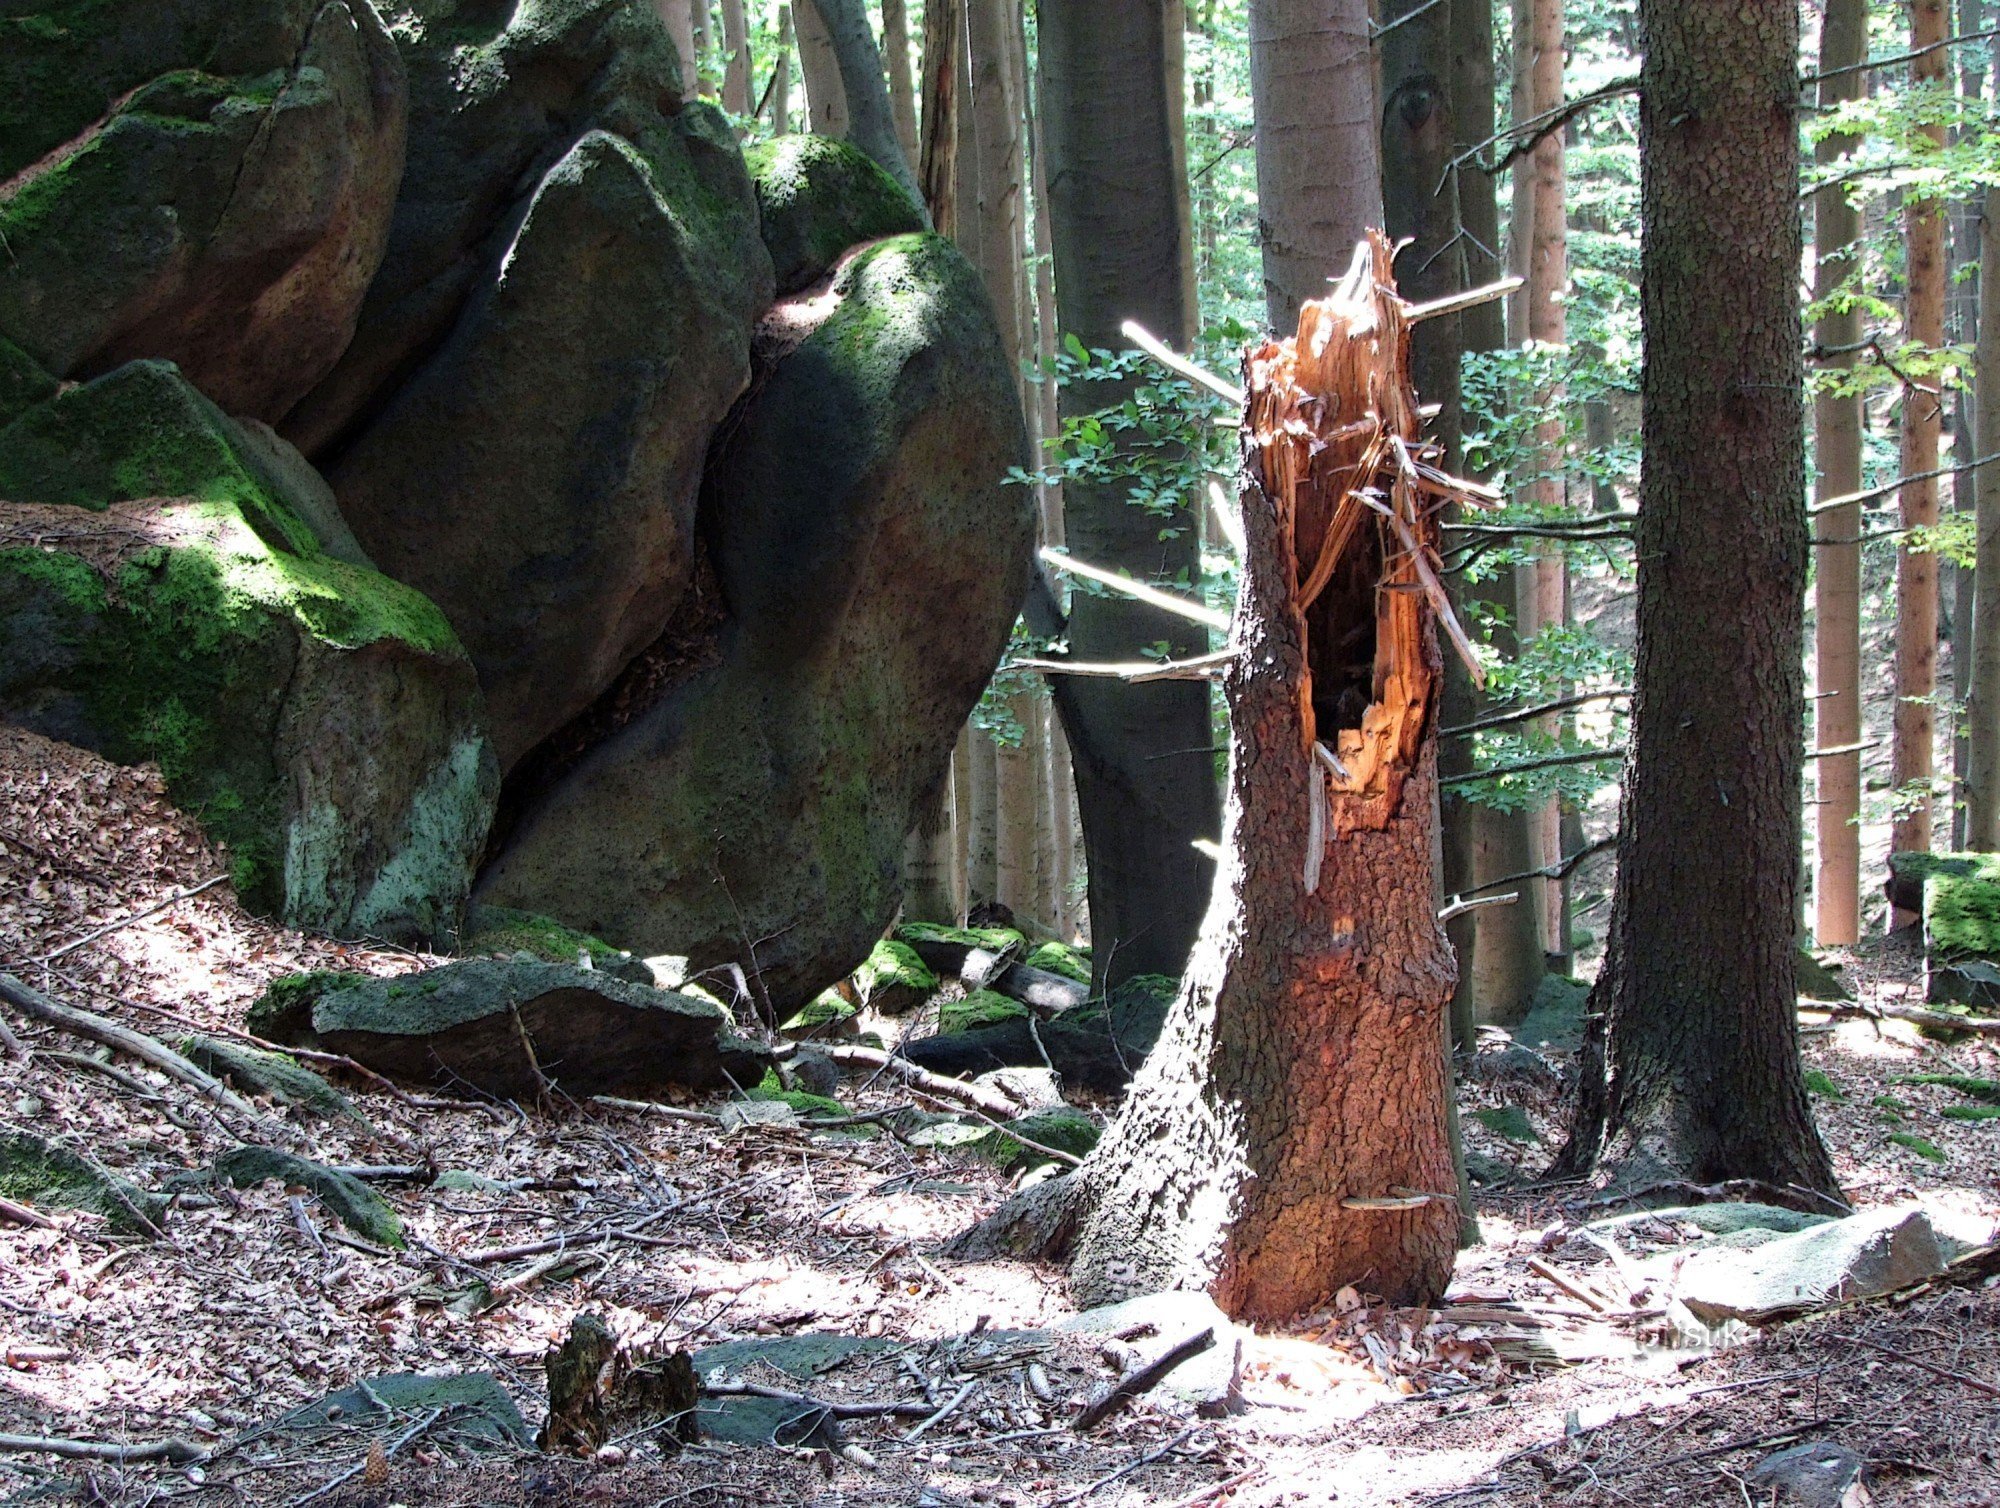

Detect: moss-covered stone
[247, 971, 364, 1042]
[781, 987, 858, 1033]
[852, 938, 937, 1014]
[743, 134, 926, 294]
[0, 336, 56, 429]
[0, 1130, 165, 1233]
[459, 904, 651, 983]
[1470, 1106, 1540, 1145]
[0, 363, 496, 941]
[1023, 941, 1092, 986]
[177, 1033, 362, 1124]
[1918, 854, 2000, 1007]
[969, 1107, 1100, 1171]
[939, 988, 1029, 1035]
[206, 1146, 404, 1248]
[745, 1071, 849, 1124]
[896, 921, 1028, 957]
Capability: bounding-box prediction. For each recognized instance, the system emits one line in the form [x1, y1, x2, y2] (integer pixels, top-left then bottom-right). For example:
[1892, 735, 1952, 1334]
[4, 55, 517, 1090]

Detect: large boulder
[321, 119, 770, 767]
[476, 232, 1034, 1010]
[744, 135, 927, 295]
[0, 0, 406, 422]
[0, 360, 495, 941]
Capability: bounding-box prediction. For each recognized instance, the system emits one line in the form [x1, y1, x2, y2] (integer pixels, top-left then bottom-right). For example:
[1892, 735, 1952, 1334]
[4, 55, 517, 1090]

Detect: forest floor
[2, 724, 1997, 1508]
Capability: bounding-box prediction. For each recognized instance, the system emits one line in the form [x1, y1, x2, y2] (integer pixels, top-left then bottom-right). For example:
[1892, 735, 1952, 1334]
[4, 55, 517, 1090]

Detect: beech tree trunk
[1039, 0, 1219, 988]
[1247, 0, 1381, 328]
[719, 0, 750, 117]
[1813, 0, 1867, 938]
[794, 0, 846, 136]
[804, 0, 923, 206]
[1893, 0, 1949, 895]
[771, 4, 793, 133]
[882, 0, 919, 164]
[1556, 0, 1841, 1199]
[1451, 0, 1545, 1029]
[654, 0, 698, 101]
[957, 241, 1462, 1319]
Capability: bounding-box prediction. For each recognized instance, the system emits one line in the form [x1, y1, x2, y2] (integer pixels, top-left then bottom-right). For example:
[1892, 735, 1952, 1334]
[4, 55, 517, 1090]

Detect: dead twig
[809, 1043, 1028, 1119]
[1843, 1333, 2000, 1397]
[34, 875, 230, 963]
[900, 1379, 979, 1441]
[0, 1195, 59, 1230]
[1051, 1427, 1197, 1505]
[0, 1431, 205, 1465]
[1072, 1328, 1215, 1431]
[1803, 999, 2000, 1036]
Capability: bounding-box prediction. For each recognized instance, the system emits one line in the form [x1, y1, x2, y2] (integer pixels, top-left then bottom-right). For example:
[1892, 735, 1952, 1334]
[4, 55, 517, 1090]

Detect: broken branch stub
[1245, 231, 1483, 839]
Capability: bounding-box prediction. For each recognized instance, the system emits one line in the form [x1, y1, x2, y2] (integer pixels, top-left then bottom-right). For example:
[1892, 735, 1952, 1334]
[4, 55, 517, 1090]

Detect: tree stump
[955, 235, 1466, 1321]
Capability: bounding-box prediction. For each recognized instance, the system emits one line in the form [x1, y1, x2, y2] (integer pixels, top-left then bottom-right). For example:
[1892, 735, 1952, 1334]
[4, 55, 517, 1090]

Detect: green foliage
[1887, 1132, 1948, 1162]
[1803, 1068, 1846, 1101]
[1898, 1073, 2000, 1104]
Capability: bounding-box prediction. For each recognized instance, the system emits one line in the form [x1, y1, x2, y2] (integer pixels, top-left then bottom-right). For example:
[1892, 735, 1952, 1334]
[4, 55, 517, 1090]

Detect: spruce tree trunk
[1247, 0, 1381, 328]
[1813, 0, 1867, 936]
[1893, 0, 1950, 899]
[918, 0, 961, 240]
[1968, 64, 2000, 846]
[1039, 0, 1219, 988]
[957, 241, 1462, 1319]
[1556, 0, 1840, 1199]
[1453, 0, 1545, 1028]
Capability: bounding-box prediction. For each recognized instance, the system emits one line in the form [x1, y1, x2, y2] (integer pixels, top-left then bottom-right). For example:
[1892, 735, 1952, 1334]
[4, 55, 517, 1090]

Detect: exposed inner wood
[1245, 233, 1472, 835]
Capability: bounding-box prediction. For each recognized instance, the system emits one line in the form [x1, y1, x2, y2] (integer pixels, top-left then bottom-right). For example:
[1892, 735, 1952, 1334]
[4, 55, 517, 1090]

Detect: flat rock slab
[268, 959, 770, 1101]
[1676, 1206, 1945, 1325]
[278, 1371, 530, 1448]
[1057, 1292, 1246, 1413]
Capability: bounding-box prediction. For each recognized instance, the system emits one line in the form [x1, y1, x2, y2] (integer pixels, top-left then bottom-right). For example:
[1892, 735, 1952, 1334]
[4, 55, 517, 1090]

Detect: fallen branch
[1053, 1427, 1198, 1505]
[0, 1195, 59, 1230]
[1071, 1328, 1215, 1431]
[0, 1432, 205, 1465]
[704, 1379, 932, 1420]
[1803, 999, 2000, 1036]
[589, 1095, 722, 1125]
[1844, 1334, 2000, 1397]
[36, 876, 230, 964]
[810, 1043, 1028, 1119]
[1040, 548, 1233, 633]
[901, 1378, 979, 1440]
[0, 973, 285, 1136]
[1120, 320, 1246, 406]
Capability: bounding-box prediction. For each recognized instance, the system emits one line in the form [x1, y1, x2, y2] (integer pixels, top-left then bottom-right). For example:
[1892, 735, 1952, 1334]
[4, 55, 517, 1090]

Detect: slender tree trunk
[1454, 0, 1545, 1028]
[1506, 0, 1532, 344]
[654, 0, 699, 101]
[719, 0, 751, 117]
[1952, 2, 1987, 849]
[1247, 0, 1382, 328]
[1814, 0, 1867, 941]
[1556, 0, 1841, 1199]
[771, 4, 794, 134]
[794, 0, 848, 136]
[1522, 0, 1567, 958]
[690, 0, 713, 93]
[805, 0, 923, 205]
[1968, 46, 2000, 846]
[918, 0, 962, 236]
[957, 242, 1461, 1318]
[904, 772, 961, 923]
[1039, 0, 1219, 988]
[1893, 0, 1950, 899]
[951, 730, 974, 916]
[968, 727, 1000, 907]
[882, 0, 920, 164]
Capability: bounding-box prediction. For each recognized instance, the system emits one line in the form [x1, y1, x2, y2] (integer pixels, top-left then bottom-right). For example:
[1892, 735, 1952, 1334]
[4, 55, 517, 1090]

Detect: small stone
[594, 1444, 626, 1465]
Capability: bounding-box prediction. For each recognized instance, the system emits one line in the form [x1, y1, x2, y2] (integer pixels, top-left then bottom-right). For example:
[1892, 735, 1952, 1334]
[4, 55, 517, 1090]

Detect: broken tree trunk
[954, 236, 1465, 1320]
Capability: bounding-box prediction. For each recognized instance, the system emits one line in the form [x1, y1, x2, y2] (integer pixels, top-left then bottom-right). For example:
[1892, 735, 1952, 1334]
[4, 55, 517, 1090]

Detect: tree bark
[771, 4, 794, 133]
[882, 0, 920, 164]
[956, 240, 1461, 1319]
[719, 0, 751, 117]
[1453, 0, 1545, 1029]
[1039, 0, 1219, 989]
[1893, 0, 1950, 897]
[1247, 0, 1382, 329]
[968, 725, 1000, 906]
[918, 0, 961, 236]
[1968, 45, 2000, 847]
[903, 771, 962, 924]
[690, 0, 712, 93]
[794, 0, 846, 136]
[804, 0, 924, 207]
[1813, 0, 1868, 938]
[1555, 0, 1841, 1199]
[653, 0, 698, 102]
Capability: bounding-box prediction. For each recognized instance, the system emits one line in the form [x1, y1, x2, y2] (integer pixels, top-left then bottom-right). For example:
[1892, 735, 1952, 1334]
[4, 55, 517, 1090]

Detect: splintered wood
[1246, 233, 1491, 843]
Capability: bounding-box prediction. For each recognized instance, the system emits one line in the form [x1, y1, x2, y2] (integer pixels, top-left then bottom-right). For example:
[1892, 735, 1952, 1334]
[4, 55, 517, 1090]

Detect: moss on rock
[177, 1033, 361, 1124]
[0, 1131, 166, 1232]
[459, 903, 648, 981]
[852, 938, 937, 1013]
[207, 1146, 404, 1247]
[939, 989, 1028, 1035]
[897, 921, 1027, 956]
[744, 134, 926, 294]
[969, 1107, 1100, 1171]
[782, 988, 858, 1032]
[0, 336, 56, 428]
[1024, 941, 1091, 986]
[247, 970, 365, 1042]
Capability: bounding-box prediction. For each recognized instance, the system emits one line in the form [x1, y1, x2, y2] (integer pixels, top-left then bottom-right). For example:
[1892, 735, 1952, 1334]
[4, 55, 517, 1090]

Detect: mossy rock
[852, 938, 937, 1014]
[177, 1033, 362, 1125]
[781, 987, 857, 1033]
[0, 362, 496, 942]
[0, 1131, 165, 1233]
[744, 1071, 854, 1127]
[1023, 941, 1092, 986]
[1796, 946, 1853, 1003]
[0, 336, 56, 429]
[1105, 973, 1179, 1011]
[743, 134, 926, 294]
[1921, 858, 2000, 1006]
[460, 904, 651, 985]
[1469, 1105, 1540, 1145]
[1511, 973, 1590, 1050]
[281, 1371, 530, 1446]
[247, 971, 365, 1042]
[897, 922, 1028, 958]
[939, 989, 1029, 1035]
[969, 1107, 1100, 1172]
[474, 233, 1033, 1016]
[203, 1146, 404, 1248]
[0, 0, 406, 421]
